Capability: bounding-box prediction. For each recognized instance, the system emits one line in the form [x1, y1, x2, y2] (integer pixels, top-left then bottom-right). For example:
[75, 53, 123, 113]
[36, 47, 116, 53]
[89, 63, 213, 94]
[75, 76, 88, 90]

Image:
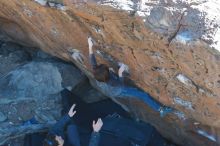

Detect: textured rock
[143, 0, 220, 48]
[0, 42, 32, 76]
[0, 112, 7, 122]
[0, 0, 220, 145]
[0, 44, 87, 144]
[0, 61, 85, 99]
[73, 78, 108, 103]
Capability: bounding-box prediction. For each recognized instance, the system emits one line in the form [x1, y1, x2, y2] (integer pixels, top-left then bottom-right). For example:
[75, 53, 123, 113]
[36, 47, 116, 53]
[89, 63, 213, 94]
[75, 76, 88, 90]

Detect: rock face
[0, 61, 85, 98]
[1, 0, 220, 145]
[0, 42, 32, 76]
[0, 43, 87, 144]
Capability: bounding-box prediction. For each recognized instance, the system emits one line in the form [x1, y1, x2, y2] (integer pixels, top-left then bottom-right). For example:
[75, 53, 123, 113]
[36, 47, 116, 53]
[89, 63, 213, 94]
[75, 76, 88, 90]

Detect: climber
[88, 36, 173, 117]
[43, 105, 103, 146]
[58, 89, 169, 146]
[43, 88, 130, 146]
[24, 88, 169, 146]
[43, 101, 103, 146]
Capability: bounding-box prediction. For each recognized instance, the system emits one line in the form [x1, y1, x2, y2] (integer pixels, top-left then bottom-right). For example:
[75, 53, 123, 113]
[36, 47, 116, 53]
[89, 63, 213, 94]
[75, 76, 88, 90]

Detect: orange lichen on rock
[1, 0, 220, 145]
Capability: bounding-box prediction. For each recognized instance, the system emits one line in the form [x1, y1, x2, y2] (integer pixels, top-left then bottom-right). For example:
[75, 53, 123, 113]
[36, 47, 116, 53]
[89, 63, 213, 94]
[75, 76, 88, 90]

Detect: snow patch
[191, 1, 220, 52]
[55, 4, 66, 11]
[212, 28, 220, 52]
[101, 0, 151, 16]
[101, 0, 220, 52]
[176, 74, 192, 86]
[173, 97, 193, 110]
[102, 0, 134, 11]
[34, 0, 66, 11]
[48, 2, 55, 7]
[34, 0, 47, 6]
[137, 0, 152, 16]
[175, 31, 192, 44]
[197, 129, 217, 142]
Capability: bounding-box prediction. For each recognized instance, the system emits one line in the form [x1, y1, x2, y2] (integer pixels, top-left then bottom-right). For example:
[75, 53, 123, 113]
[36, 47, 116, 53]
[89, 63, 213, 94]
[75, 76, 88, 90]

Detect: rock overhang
[1, 0, 220, 145]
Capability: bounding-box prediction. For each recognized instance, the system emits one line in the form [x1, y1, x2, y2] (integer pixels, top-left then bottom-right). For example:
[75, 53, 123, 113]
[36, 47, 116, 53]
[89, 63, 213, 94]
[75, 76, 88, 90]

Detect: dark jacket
[50, 114, 100, 146]
[88, 132, 100, 146]
[89, 53, 162, 112]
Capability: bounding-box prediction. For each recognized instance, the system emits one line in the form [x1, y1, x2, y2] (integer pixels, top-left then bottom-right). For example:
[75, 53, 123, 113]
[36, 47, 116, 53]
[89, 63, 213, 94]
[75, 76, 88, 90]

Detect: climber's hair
[43, 134, 59, 146]
[93, 64, 110, 82]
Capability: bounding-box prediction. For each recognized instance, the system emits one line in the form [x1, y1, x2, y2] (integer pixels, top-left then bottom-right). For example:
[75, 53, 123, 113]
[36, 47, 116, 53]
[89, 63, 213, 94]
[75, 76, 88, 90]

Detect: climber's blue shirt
[89, 54, 161, 112]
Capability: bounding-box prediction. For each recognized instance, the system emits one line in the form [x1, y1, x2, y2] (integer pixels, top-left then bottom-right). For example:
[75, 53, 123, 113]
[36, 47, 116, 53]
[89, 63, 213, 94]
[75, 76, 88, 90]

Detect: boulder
[0, 61, 86, 98]
[1, 0, 220, 145]
[0, 42, 32, 76]
[0, 54, 86, 144]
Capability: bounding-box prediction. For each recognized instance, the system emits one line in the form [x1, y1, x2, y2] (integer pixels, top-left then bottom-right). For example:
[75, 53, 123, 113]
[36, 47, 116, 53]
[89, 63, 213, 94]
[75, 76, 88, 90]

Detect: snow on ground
[101, 0, 152, 16]
[102, 0, 134, 11]
[191, 0, 220, 52]
[100, 0, 220, 52]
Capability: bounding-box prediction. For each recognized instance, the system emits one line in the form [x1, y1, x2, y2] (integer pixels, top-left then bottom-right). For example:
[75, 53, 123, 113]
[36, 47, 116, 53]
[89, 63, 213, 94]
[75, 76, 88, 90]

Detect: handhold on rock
[68, 48, 85, 64]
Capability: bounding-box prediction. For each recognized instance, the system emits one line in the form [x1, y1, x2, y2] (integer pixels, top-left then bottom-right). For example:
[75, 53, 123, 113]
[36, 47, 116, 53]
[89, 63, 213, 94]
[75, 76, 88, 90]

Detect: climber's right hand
[88, 36, 93, 50]
[118, 63, 129, 77]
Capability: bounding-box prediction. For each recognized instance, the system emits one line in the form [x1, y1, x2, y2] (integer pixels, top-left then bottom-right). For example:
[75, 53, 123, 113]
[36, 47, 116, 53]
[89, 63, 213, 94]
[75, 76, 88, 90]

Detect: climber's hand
[88, 36, 93, 51]
[109, 67, 115, 73]
[118, 63, 129, 77]
[68, 104, 76, 117]
[92, 118, 103, 132]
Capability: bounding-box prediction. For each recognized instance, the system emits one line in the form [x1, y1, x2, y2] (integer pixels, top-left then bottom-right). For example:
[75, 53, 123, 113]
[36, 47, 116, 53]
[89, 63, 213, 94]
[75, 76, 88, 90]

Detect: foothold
[9, 122, 14, 125]
[194, 122, 200, 125]
[151, 66, 162, 71]
[18, 117, 23, 121]
[207, 82, 214, 88]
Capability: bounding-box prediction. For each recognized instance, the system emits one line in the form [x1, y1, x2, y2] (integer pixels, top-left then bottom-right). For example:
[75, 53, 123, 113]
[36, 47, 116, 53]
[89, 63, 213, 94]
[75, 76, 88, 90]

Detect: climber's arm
[88, 37, 97, 69]
[118, 63, 129, 83]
